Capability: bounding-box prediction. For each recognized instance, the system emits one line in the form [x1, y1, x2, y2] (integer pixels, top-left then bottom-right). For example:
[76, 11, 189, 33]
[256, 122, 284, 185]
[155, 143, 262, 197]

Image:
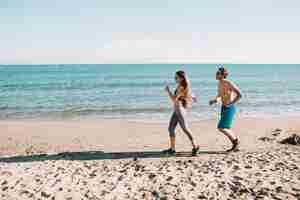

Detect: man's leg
[218, 128, 237, 141]
[218, 128, 239, 151]
[218, 105, 238, 151]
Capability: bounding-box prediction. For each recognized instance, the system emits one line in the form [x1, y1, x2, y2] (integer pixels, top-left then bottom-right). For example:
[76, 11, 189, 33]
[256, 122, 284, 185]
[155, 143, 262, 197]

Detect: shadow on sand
[0, 150, 228, 163]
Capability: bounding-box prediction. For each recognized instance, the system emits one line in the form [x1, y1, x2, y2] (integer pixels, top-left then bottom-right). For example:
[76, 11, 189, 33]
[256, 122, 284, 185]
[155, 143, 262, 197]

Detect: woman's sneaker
[162, 148, 176, 155]
[192, 146, 200, 156]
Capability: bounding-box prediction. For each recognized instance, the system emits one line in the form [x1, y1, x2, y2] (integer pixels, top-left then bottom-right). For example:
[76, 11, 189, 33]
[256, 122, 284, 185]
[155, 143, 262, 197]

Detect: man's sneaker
[227, 139, 240, 152]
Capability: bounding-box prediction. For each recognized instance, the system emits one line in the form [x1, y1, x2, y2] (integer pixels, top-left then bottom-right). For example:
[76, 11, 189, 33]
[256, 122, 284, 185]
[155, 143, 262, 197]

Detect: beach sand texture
[0, 118, 300, 199]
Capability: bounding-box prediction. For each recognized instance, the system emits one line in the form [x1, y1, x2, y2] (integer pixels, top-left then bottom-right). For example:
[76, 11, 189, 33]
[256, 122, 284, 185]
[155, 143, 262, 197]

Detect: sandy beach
[0, 117, 300, 199]
[0, 117, 300, 155]
[2, 0, 300, 198]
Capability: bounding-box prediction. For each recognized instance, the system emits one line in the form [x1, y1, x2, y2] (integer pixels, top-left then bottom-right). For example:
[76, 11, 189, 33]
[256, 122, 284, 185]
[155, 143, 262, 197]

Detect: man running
[209, 67, 242, 152]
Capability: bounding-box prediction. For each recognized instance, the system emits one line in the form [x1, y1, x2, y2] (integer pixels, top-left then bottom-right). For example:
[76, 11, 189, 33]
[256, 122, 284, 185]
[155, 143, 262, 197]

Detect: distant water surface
[1, 64, 300, 121]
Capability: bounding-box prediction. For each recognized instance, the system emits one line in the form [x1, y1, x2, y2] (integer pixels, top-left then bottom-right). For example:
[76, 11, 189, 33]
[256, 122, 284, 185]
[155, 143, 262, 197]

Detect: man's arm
[209, 83, 221, 105]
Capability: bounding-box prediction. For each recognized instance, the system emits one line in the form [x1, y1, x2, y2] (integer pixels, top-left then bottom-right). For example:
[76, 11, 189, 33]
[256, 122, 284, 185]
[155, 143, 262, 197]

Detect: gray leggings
[168, 105, 194, 142]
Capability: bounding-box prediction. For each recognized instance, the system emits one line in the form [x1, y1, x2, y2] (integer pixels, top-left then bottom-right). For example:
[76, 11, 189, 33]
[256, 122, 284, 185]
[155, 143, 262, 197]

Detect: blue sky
[1, 0, 300, 64]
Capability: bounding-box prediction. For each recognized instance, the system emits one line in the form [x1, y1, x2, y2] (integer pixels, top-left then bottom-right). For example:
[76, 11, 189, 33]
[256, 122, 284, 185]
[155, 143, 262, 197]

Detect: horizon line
[0, 63, 299, 66]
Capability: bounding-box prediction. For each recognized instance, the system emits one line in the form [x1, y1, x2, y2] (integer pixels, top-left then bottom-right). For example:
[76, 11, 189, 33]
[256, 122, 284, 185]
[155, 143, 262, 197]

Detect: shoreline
[2, 115, 300, 123]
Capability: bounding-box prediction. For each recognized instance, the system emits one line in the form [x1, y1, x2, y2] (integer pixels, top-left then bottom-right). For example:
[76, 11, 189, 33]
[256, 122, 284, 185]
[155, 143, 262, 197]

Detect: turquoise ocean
[1, 64, 300, 121]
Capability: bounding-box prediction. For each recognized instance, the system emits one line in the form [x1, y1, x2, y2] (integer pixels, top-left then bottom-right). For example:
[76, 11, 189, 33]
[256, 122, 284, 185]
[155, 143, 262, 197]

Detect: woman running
[163, 70, 199, 156]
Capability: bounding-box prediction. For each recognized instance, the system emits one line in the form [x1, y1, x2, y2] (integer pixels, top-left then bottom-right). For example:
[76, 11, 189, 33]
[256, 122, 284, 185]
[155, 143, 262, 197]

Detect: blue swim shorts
[218, 104, 236, 129]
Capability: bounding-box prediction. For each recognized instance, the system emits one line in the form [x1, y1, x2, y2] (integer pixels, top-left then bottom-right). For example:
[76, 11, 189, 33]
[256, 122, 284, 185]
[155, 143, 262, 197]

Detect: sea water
[1, 64, 300, 121]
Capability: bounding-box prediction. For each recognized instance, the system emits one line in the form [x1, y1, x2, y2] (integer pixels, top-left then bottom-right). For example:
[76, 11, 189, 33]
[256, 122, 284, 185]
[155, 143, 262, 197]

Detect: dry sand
[0, 117, 300, 199]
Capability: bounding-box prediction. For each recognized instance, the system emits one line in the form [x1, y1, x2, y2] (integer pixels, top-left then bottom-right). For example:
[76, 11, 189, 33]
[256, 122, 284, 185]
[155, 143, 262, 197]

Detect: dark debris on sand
[280, 134, 300, 146]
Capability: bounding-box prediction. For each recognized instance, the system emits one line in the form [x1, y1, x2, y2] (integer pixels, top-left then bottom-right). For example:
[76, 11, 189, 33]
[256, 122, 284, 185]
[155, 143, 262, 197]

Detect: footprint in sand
[258, 137, 275, 142]
[0, 171, 13, 176]
[20, 190, 34, 198]
[2, 186, 8, 191]
[272, 128, 282, 136]
[1, 180, 8, 186]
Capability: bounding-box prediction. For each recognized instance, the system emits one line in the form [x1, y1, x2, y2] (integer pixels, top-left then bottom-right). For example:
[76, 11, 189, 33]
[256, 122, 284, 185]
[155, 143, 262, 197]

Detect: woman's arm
[165, 85, 183, 104]
[165, 85, 176, 103]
